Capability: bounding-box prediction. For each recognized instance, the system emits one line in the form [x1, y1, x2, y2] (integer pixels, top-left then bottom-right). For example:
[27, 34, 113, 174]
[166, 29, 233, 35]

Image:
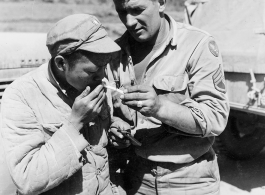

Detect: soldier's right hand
[68, 85, 106, 131]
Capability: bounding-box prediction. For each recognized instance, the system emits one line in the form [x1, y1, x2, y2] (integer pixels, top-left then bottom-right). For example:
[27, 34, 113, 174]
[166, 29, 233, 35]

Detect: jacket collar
[48, 61, 68, 97]
[166, 14, 178, 47]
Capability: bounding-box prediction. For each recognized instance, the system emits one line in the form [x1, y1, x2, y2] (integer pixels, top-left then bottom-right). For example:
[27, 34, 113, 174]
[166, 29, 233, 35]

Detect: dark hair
[63, 50, 84, 69]
[51, 50, 86, 70]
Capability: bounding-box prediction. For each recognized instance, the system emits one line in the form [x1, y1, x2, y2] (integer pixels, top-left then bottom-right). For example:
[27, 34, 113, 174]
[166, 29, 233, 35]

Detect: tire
[217, 111, 265, 159]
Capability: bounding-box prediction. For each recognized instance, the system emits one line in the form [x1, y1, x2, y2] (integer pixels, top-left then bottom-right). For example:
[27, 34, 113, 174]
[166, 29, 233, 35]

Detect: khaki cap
[46, 14, 120, 57]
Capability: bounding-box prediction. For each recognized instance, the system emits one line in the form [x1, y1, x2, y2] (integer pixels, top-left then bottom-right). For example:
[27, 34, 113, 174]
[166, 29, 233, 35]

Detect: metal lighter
[117, 129, 142, 147]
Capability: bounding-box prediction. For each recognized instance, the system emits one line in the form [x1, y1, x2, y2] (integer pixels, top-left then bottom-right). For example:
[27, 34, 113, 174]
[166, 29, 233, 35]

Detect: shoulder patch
[212, 64, 226, 93]
[208, 40, 219, 57]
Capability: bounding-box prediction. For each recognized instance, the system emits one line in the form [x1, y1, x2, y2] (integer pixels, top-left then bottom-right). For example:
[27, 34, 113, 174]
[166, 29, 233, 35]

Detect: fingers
[92, 84, 104, 96]
[109, 139, 130, 149]
[120, 85, 153, 102]
[93, 90, 106, 113]
[71, 85, 107, 126]
[109, 128, 131, 148]
[124, 85, 150, 93]
[76, 85, 103, 102]
[110, 135, 130, 145]
[76, 86, 91, 101]
[94, 87, 105, 103]
[80, 84, 105, 106]
[122, 100, 146, 108]
[84, 84, 104, 101]
[74, 85, 106, 118]
[110, 127, 124, 139]
[120, 91, 147, 101]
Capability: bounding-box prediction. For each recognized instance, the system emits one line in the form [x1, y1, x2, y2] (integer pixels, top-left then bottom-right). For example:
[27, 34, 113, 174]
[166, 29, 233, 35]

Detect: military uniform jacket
[108, 14, 230, 164]
[1, 63, 113, 195]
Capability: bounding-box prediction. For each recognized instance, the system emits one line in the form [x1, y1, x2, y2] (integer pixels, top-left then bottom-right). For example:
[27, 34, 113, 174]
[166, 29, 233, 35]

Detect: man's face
[113, 0, 163, 43]
[64, 52, 111, 92]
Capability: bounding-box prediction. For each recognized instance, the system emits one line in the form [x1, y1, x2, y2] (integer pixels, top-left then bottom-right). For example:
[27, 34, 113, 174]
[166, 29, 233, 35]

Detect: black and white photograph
[0, 0, 265, 194]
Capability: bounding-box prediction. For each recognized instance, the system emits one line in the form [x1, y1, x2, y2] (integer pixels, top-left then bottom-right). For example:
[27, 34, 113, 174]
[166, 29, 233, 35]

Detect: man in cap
[1, 14, 120, 195]
[108, 0, 229, 194]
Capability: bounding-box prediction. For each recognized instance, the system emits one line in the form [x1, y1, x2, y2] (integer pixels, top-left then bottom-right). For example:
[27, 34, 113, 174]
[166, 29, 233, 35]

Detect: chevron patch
[212, 65, 226, 93]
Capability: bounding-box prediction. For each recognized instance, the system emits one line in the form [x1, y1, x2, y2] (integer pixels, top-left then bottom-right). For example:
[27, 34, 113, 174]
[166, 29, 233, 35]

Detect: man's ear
[54, 55, 66, 72]
[158, 0, 166, 13]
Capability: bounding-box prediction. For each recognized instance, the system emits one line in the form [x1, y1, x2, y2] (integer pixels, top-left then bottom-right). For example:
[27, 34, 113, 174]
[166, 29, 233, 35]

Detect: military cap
[46, 14, 120, 57]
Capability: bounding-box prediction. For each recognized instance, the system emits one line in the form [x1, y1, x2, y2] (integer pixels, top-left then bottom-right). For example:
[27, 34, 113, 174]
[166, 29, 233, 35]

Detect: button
[79, 155, 87, 165]
[151, 169, 157, 176]
[93, 19, 99, 25]
[96, 168, 101, 175]
[86, 145, 93, 151]
[79, 156, 85, 164]
[171, 87, 175, 91]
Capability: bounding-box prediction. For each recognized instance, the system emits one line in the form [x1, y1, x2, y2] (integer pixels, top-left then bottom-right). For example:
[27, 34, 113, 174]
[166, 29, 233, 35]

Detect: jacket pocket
[153, 73, 189, 92]
[153, 73, 189, 104]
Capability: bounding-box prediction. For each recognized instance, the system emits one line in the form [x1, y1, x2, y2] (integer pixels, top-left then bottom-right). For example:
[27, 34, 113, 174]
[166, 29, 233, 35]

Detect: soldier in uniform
[108, 0, 230, 194]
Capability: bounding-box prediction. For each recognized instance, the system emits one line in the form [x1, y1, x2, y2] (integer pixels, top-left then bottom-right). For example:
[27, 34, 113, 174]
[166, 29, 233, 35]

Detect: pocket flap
[153, 74, 189, 92]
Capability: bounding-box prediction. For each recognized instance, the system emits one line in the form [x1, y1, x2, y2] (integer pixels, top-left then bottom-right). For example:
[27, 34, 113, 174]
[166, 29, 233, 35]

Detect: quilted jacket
[1, 62, 113, 195]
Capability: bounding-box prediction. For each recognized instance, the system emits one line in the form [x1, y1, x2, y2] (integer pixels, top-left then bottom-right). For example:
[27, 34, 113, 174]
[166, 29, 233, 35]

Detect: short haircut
[63, 50, 84, 69]
[51, 50, 88, 70]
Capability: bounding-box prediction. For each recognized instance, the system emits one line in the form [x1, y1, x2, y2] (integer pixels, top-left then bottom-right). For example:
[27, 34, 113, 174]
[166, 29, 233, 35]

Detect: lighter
[117, 129, 142, 147]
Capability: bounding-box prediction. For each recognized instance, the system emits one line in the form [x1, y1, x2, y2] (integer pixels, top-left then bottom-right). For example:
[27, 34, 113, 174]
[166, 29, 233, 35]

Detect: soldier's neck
[130, 17, 170, 64]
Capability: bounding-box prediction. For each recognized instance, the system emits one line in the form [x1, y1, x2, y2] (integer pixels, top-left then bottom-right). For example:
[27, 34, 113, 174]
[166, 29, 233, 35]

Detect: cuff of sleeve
[61, 129, 82, 158]
[181, 98, 207, 136]
[62, 122, 89, 152]
[189, 107, 207, 135]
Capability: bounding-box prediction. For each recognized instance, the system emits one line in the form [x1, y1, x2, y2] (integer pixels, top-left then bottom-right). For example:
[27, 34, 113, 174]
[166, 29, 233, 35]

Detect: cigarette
[104, 85, 124, 94]
[102, 77, 124, 94]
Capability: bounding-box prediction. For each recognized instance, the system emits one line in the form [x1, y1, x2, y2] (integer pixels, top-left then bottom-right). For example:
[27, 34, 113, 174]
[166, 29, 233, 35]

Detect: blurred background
[0, 0, 185, 39]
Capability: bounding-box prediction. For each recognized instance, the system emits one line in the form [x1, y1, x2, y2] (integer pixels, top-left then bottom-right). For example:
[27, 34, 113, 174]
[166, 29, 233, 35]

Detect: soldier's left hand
[120, 85, 161, 117]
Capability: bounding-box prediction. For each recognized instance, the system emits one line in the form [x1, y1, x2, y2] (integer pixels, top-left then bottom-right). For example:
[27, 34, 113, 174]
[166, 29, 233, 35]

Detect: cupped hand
[69, 85, 106, 131]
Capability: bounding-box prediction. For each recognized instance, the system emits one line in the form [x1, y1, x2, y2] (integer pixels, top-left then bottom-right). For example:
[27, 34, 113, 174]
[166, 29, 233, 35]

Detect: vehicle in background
[184, 0, 265, 159]
[0, 32, 50, 105]
[0, 32, 50, 195]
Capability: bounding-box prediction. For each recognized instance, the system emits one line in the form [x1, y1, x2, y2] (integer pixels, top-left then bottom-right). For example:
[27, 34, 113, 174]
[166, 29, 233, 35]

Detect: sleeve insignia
[208, 40, 219, 57]
[212, 64, 226, 93]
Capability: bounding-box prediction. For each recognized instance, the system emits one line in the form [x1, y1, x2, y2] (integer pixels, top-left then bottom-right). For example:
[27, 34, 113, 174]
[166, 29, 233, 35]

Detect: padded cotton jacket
[1, 63, 113, 195]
